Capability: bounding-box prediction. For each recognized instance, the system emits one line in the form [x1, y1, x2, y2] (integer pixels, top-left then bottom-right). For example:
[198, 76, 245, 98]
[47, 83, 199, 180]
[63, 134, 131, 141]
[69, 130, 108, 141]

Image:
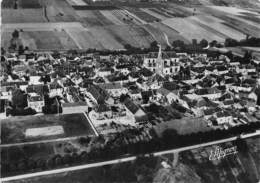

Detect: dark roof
[1, 81, 28, 87]
[26, 84, 49, 95]
[96, 104, 110, 113]
[216, 65, 228, 71]
[140, 68, 153, 77]
[88, 85, 106, 104]
[141, 90, 156, 98]
[62, 102, 87, 107]
[225, 78, 236, 84]
[129, 72, 140, 78]
[49, 82, 63, 89]
[163, 82, 179, 91]
[216, 111, 231, 118]
[28, 95, 43, 102]
[217, 85, 226, 92]
[63, 79, 75, 87]
[223, 100, 234, 105]
[124, 98, 140, 114]
[195, 88, 208, 95]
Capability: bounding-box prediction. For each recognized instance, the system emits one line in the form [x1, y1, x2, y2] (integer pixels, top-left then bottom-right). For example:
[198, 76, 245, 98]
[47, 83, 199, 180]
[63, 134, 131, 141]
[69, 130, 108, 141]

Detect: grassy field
[162, 18, 225, 42]
[1, 113, 96, 144]
[1, 0, 42, 9]
[154, 117, 212, 137]
[226, 47, 260, 59]
[125, 8, 159, 23]
[2, 9, 46, 23]
[2, 30, 78, 50]
[188, 15, 246, 40]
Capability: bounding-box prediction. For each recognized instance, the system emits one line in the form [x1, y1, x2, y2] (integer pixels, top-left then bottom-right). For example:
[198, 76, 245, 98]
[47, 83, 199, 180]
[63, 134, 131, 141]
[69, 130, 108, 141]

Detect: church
[143, 45, 180, 76]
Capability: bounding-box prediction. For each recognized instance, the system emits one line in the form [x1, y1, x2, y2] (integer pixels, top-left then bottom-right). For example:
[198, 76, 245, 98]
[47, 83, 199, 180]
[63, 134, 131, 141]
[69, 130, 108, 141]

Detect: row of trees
[225, 37, 260, 47]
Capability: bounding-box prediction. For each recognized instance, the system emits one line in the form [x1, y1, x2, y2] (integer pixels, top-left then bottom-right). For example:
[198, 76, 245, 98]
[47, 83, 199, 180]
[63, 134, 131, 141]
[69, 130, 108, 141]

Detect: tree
[124, 44, 133, 50]
[12, 30, 19, 39]
[209, 40, 218, 47]
[119, 94, 130, 103]
[199, 39, 208, 48]
[150, 41, 159, 50]
[225, 38, 239, 47]
[172, 40, 185, 48]
[257, 93, 260, 106]
[165, 45, 172, 51]
[18, 45, 24, 55]
[12, 89, 27, 108]
[243, 50, 252, 64]
[62, 154, 72, 165]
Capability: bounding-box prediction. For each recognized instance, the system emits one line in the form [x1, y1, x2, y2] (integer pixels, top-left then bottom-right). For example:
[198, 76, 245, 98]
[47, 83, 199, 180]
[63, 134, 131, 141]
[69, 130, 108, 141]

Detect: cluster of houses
[1, 48, 260, 133]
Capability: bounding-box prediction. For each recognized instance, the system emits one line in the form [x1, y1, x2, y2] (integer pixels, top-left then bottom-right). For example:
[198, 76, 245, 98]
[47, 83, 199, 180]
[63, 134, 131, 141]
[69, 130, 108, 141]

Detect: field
[226, 47, 260, 59]
[1, 0, 260, 50]
[162, 18, 225, 42]
[154, 117, 212, 137]
[1, 0, 42, 9]
[2, 9, 46, 23]
[2, 29, 79, 50]
[1, 113, 96, 144]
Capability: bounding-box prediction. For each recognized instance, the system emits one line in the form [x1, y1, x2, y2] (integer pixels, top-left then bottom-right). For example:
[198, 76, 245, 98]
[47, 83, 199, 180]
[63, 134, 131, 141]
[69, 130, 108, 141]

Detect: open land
[2, 0, 260, 50]
[1, 113, 96, 145]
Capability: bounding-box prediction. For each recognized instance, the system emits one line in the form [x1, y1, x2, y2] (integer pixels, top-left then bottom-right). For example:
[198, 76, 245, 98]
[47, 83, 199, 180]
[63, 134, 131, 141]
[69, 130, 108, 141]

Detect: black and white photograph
[1, 0, 260, 182]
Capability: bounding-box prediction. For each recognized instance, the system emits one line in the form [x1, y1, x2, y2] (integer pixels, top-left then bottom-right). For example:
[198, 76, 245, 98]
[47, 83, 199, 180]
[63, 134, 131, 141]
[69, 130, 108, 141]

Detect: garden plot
[142, 24, 169, 47]
[66, 0, 87, 6]
[106, 25, 154, 48]
[18, 0, 42, 8]
[188, 15, 245, 40]
[150, 22, 189, 44]
[126, 8, 159, 23]
[1, 0, 42, 9]
[1, 31, 38, 50]
[88, 27, 125, 50]
[162, 18, 224, 42]
[111, 9, 144, 25]
[148, 8, 173, 18]
[220, 15, 260, 38]
[201, 6, 260, 38]
[140, 8, 168, 21]
[65, 28, 106, 50]
[76, 10, 114, 26]
[100, 10, 126, 25]
[209, 5, 260, 16]
[24, 30, 78, 50]
[44, 0, 79, 22]
[2, 9, 46, 23]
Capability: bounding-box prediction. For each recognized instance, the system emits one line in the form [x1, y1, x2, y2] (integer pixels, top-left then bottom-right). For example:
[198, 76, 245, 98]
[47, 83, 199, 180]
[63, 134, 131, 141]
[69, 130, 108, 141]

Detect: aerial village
[1, 38, 260, 176]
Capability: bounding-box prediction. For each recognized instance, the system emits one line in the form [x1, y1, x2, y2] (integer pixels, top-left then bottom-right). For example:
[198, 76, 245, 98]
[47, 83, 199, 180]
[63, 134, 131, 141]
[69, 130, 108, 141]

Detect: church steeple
[156, 44, 163, 76]
[157, 44, 162, 60]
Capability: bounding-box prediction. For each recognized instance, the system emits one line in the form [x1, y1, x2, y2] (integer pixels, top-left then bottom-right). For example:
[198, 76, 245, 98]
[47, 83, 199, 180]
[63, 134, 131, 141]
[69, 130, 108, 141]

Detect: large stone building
[143, 45, 180, 76]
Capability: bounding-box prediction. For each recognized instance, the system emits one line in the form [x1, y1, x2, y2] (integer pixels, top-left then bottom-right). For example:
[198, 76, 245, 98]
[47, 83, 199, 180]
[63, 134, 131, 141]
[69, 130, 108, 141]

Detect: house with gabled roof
[49, 81, 63, 97]
[98, 82, 128, 98]
[27, 93, 44, 113]
[215, 111, 233, 125]
[157, 87, 179, 104]
[87, 85, 107, 104]
[124, 98, 146, 122]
